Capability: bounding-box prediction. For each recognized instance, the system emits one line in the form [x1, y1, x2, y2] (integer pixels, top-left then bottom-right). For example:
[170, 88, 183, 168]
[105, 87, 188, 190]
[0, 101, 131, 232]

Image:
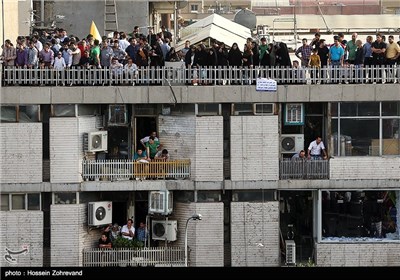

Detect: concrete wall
[50, 117, 97, 183]
[231, 202, 280, 266]
[2, 84, 399, 105]
[0, 211, 43, 267]
[0, 123, 42, 184]
[195, 116, 223, 181]
[159, 115, 196, 175]
[231, 116, 279, 181]
[174, 202, 224, 266]
[316, 242, 400, 266]
[50, 118, 80, 183]
[77, 116, 98, 178]
[159, 115, 223, 181]
[51, 0, 148, 38]
[0, 0, 31, 43]
[330, 157, 400, 180]
[51, 204, 88, 266]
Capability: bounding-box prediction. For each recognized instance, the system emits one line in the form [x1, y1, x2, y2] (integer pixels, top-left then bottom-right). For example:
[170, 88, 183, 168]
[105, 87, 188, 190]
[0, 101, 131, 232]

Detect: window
[174, 191, 195, 203]
[28, 193, 41, 210]
[191, 4, 198, 12]
[0, 106, 17, 122]
[232, 103, 253, 116]
[196, 103, 221, 116]
[1, 194, 9, 211]
[108, 105, 127, 125]
[19, 105, 40, 122]
[321, 190, 399, 241]
[11, 194, 25, 210]
[331, 102, 400, 156]
[197, 191, 221, 202]
[284, 103, 304, 125]
[232, 190, 276, 202]
[3, 193, 41, 211]
[53, 104, 76, 117]
[54, 193, 77, 204]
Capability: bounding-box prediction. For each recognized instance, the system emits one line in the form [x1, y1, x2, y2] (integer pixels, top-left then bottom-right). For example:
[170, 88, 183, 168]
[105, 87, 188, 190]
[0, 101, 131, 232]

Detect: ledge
[1, 84, 398, 105]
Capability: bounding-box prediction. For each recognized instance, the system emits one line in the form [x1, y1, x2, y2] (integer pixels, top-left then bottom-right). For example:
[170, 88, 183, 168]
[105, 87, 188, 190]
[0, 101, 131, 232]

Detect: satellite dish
[234, 8, 256, 30]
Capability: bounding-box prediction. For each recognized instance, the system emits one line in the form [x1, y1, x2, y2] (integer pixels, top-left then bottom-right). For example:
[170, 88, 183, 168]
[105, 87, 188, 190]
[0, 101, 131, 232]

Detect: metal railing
[280, 159, 329, 180]
[82, 159, 191, 181]
[2, 65, 398, 86]
[83, 247, 185, 267]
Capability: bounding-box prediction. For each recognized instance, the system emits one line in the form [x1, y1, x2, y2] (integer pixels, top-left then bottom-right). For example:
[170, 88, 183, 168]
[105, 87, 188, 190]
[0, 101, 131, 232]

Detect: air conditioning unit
[152, 220, 177, 241]
[148, 190, 173, 215]
[281, 134, 304, 153]
[253, 103, 275, 115]
[88, 201, 112, 226]
[84, 131, 108, 152]
[285, 240, 296, 265]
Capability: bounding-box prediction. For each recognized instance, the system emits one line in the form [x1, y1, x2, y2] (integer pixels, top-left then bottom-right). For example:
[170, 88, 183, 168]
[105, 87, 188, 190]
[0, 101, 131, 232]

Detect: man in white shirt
[121, 219, 135, 240]
[307, 136, 327, 160]
[140, 131, 159, 149]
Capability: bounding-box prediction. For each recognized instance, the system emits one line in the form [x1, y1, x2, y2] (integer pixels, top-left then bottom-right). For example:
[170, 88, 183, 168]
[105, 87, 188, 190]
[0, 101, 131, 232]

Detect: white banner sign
[256, 78, 277, 92]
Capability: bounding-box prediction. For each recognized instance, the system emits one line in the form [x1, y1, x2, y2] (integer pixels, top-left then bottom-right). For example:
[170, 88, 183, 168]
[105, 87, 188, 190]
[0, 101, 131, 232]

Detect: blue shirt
[136, 227, 147, 242]
[329, 45, 344, 61]
[362, 42, 372, 58]
[133, 150, 147, 160]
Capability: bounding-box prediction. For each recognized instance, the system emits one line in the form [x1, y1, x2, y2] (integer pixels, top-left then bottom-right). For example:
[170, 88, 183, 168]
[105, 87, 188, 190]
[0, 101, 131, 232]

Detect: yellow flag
[89, 21, 102, 41]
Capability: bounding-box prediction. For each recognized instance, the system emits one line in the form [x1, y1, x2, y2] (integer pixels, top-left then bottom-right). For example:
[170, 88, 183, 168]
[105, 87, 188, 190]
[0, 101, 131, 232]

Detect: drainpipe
[41, 0, 44, 27]
[1, 0, 4, 44]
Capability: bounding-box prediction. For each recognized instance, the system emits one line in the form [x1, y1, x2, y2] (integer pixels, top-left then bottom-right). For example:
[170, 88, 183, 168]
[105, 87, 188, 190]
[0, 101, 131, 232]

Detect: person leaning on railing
[307, 136, 328, 160]
[98, 233, 112, 249]
[291, 150, 306, 161]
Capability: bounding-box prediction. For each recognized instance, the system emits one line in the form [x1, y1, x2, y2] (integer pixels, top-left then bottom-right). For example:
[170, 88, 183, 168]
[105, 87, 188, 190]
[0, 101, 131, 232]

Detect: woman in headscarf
[228, 42, 242, 85]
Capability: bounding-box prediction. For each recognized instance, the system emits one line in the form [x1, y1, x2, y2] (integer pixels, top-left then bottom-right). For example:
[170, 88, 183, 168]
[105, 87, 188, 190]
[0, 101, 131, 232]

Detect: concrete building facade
[1, 1, 399, 268]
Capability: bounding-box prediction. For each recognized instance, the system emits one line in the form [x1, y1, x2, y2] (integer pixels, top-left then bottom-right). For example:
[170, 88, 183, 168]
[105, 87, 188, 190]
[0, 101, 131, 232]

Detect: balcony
[280, 159, 329, 180]
[82, 247, 185, 267]
[82, 159, 191, 182]
[2, 65, 398, 87]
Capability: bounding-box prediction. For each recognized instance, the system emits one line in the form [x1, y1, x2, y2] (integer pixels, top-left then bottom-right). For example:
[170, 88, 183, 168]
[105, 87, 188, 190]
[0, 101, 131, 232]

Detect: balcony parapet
[2, 65, 398, 87]
[82, 159, 191, 182]
[82, 247, 185, 267]
[280, 159, 329, 180]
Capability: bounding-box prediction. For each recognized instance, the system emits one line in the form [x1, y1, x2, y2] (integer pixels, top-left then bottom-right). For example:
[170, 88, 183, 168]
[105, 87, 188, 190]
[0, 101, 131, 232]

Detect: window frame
[4, 193, 42, 211]
[332, 102, 400, 156]
[317, 189, 400, 243]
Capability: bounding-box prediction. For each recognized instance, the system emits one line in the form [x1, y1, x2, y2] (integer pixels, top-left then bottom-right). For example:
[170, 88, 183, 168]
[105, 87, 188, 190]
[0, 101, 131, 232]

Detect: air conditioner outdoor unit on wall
[84, 131, 108, 152]
[88, 201, 112, 226]
[281, 134, 304, 153]
[148, 190, 173, 215]
[152, 220, 177, 241]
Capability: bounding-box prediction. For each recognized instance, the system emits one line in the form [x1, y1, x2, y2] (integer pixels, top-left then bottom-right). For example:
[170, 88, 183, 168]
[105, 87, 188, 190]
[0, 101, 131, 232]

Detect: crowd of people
[99, 219, 148, 249]
[1, 26, 399, 85]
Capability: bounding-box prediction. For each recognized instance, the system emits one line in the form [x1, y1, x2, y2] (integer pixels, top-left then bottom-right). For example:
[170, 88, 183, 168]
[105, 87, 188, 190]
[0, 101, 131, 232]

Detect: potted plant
[112, 237, 144, 267]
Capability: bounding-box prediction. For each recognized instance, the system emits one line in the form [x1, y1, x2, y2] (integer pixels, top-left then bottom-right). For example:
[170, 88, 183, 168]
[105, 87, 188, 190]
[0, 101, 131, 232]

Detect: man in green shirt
[90, 39, 101, 67]
[146, 136, 160, 160]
